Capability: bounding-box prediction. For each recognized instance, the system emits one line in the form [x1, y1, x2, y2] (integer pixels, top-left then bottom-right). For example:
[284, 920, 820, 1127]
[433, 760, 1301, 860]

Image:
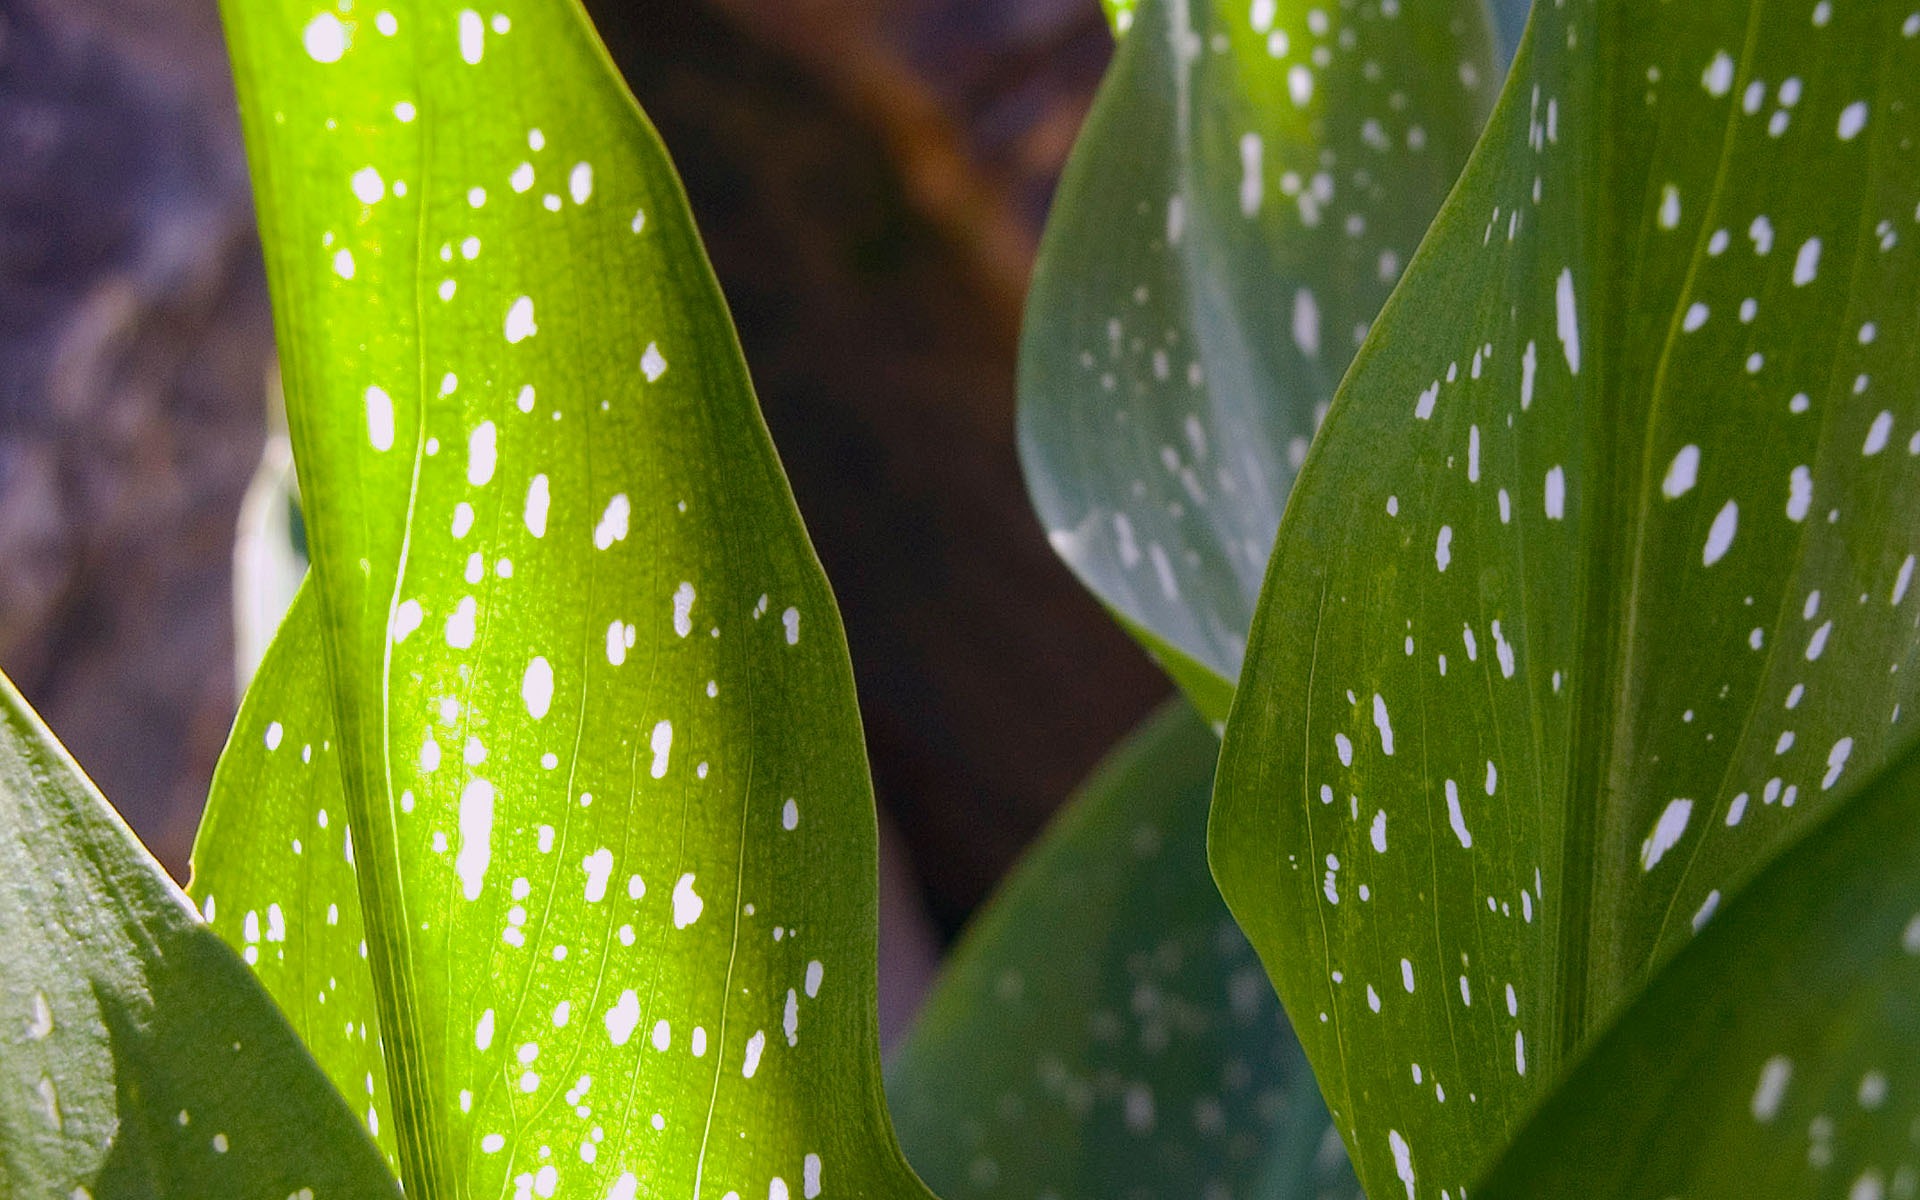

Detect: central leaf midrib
[352, 28, 454, 1194]
[1554, 0, 1767, 1070]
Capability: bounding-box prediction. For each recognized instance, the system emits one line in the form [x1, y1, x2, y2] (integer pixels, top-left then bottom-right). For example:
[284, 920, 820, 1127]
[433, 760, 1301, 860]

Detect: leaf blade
[887, 702, 1359, 1200]
[1018, 0, 1497, 714]
[0, 671, 399, 1198]
[1479, 732, 1920, 1199]
[1213, 2, 1920, 1194]
[208, 3, 936, 1197]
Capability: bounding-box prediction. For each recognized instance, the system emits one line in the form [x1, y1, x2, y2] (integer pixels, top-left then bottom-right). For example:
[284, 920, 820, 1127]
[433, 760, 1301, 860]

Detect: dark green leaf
[1479, 732, 1920, 1200]
[200, 2, 935, 1197]
[1213, 2, 1920, 1194]
[0, 671, 398, 1198]
[887, 702, 1358, 1200]
[1019, 0, 1497, 715]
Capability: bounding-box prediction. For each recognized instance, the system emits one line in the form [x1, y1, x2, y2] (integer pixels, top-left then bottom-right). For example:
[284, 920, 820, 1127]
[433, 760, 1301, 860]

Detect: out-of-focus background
[0, 0, 1175, 1042]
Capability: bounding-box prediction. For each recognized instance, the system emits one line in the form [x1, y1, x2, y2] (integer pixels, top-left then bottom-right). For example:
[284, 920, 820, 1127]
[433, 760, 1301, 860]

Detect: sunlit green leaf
[0, 671, 398, 1198]
[198, 2, 935, 1197]
[1479, 732, 1920, 1200]
[1212, 2, 1920, 1195]
[1019, 0, 1496, 716]
[887, 702, 1358, 1200]
[191, 587, 399, 1169]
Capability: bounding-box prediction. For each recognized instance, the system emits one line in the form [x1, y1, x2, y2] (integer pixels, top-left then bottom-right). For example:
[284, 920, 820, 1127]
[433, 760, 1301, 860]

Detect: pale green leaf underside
[203, 2, 932, 1197]
[1019, 0, 1495, 716]
[0, 672, 397, 1198]
[887, 702, 1358, 1200]
[1480, 732, 1920, 1200]
[1213, 2, 1920, 1196]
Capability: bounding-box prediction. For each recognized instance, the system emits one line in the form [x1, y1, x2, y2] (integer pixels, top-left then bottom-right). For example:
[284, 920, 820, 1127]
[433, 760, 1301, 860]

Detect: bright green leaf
[201, 2, 936, 1197]
[1019, 0, 1497, 716]
[1479, 732, 1920, 1200]
[190, 587, 400, 1170]
[0, 671, 398, 1198]
[887, 702, 1358, 1200]
[1212, 3, 1920, 1195]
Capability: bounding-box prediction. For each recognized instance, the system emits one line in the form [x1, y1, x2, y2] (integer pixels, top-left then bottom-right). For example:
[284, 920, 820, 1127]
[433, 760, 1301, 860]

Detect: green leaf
[1478, 732, 1920, 1200]
[190, 587, 400, 1170]
[0, 671, 398, 1198]
[1018, 0, 1497, 716]
[1212, 2, 1920, 1195]
[887, 702, 1359, 1200]
[200, 2, 935, 1197]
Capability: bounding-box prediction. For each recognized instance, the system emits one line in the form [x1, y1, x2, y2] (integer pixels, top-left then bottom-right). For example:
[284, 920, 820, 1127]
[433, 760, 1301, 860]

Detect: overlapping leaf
[0, 672, 398, 1197]
[1479, 732, 1920, 1200]
[191, 588, 399, 1169]
[1019, 0, 1497, 715]
[197, 2, 934, 1197]
[887, 702, 1358, 1200]
[1212, 2, 1920, 1195]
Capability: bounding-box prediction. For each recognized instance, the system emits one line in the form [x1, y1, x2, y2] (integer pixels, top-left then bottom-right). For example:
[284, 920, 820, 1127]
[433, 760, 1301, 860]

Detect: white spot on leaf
[672, 873, 703, 928]
[1639, 798, 1693, 872]
[303, 12, 348, 61]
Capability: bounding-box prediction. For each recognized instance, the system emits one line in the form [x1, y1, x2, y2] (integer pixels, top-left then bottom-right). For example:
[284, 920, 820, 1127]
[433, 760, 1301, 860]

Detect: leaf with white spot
[1019, 0, 1497, 717]
[888, 703, 1359, 1200]
[1212, 4, 1920, 1195]
[1479, 733, 1920, 1199]
[195, 2, 934, 1197]
[190, 587, 400, 1169]
[0, 671, 397, 1196]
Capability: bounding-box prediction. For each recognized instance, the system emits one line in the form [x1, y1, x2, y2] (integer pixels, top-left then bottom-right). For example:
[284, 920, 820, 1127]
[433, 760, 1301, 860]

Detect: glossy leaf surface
[1020, 0, 1497, 715]
[1480, 732, 1920, 1200]
[200, 2, 932, 1197]
[0, 672, 398, 1198]
[888, 702, 1358, 1200]
[1212, 3, 1920, 1195]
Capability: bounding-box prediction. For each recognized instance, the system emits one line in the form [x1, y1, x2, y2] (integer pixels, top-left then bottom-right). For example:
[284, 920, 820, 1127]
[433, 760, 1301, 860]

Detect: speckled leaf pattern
[199, 2, 934, 1198]
[887, 703, 1359, 1200]
[1479, 733, 1920, 1200]
[1019, 0, 1496, 716]
[190, 587, 398, 1169]
[1211, 3, 1920, 1197]
[0, 672, 399, 1199]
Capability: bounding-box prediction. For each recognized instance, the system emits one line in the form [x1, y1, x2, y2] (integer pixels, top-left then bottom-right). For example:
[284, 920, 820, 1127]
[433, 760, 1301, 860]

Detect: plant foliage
[1212, 2, 1920, 1195]
[6, 1, 1920, 1197]
[1478, 732, 1920, 1199]
[1019, 0, 1497, 714]
[0, 674, 398, 1196]
[192, 2, 934, 1197]
[889, 703, 1358, 1200]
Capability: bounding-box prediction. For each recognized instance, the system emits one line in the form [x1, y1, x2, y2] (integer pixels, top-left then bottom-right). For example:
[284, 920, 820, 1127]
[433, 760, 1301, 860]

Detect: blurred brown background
[0, 0, 1170, 1038]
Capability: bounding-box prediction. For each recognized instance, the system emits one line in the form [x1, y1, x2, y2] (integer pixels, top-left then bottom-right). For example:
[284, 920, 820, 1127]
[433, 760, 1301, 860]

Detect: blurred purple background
[0, 0, 1171, 1044]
